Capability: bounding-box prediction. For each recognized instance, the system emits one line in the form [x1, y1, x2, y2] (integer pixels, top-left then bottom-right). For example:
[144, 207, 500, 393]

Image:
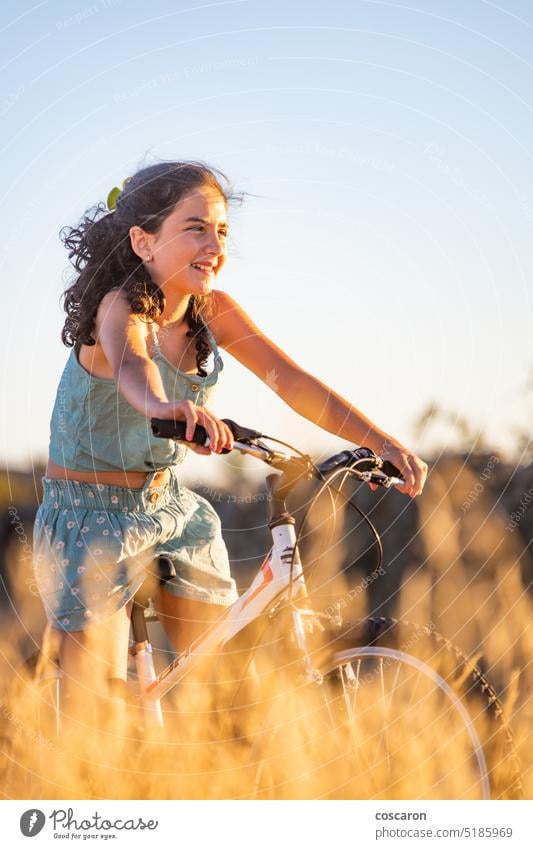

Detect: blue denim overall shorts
[33, 321, 238, 632]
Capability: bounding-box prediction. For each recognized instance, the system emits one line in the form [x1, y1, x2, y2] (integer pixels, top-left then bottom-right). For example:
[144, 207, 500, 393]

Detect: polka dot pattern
[32, 470, 238, 631]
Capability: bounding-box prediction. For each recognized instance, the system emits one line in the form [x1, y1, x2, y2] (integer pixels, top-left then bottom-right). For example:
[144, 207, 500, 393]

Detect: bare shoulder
[94, 288, 133, 331]
[92, 288, 151, 374]
[208, 289, 239, 322]
[94, 289, 149, 338]
[206, 289, 301, 386]
[208, 289, 260, 348]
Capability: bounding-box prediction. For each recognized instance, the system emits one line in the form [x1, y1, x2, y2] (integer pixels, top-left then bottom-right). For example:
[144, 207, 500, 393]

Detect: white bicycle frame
[133, 441, 313, 728]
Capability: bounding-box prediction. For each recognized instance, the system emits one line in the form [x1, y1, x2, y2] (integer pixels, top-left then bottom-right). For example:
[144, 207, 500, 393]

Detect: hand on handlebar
[149, 400, 234, 455]
[373, 442, 428, 497]
[148, 413, 426, 496]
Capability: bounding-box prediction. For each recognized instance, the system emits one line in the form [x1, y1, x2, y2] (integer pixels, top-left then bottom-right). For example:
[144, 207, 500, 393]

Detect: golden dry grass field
[0, 453, 531, 800]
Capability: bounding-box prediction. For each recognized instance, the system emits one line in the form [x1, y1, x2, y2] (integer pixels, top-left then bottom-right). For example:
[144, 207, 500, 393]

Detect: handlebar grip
[151, 418, 208, 444]
[151, 417, 260, 453]
[381, 459, 403, 480]
[221, 418, 261, 442]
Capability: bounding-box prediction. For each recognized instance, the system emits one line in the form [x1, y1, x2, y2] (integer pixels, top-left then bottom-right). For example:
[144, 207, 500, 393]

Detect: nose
[203, 228, 225, 256]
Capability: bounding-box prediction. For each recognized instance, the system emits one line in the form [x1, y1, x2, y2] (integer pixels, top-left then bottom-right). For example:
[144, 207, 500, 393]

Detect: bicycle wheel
[249, 617, 523, 800]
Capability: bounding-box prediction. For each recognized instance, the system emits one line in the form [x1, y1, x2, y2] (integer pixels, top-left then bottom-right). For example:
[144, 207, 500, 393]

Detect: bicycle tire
[4, 618, 523, 800]
[248, 616, 523, 800]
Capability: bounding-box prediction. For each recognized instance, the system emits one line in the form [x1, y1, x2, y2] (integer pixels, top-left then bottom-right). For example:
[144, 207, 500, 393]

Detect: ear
[129, 225, 153, 261]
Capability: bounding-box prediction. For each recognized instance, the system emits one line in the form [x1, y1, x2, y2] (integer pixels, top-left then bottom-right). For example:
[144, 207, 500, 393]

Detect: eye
[186, 225, 228, 237]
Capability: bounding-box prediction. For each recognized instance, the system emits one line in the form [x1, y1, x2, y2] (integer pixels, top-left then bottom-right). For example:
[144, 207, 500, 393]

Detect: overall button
[190, 383, 199, 392]
[149, 491, 160, 504]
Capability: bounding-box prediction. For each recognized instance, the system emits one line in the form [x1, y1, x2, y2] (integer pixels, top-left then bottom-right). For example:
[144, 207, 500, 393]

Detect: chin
[170, 274, 215, 296]
[197, 278, 215, 295]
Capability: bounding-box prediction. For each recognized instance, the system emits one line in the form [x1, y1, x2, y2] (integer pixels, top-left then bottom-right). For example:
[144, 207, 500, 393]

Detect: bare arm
[209, 290, 428, 496]
[95, 290, 169, 418]
[94, 291, 232, 452]
[209, 290, 392, 448]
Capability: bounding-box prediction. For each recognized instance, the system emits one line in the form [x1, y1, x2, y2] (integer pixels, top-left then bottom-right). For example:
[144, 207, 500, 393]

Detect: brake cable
[287, 464, 384, 603]
[291, 469, 384, 604]
[256, 435, 386, 604]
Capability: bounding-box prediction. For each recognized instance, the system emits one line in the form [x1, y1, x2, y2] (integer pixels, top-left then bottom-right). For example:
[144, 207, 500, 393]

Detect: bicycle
[1, 419, 523, 800]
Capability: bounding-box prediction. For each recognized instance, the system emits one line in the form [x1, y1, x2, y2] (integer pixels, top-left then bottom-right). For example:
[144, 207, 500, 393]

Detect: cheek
[164, 235, 195, 265]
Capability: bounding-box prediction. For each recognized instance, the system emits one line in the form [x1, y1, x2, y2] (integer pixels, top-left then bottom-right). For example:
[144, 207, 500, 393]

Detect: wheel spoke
[379, 658, 392, 780]
[249, 622, 522, 799]
[339, 664, 359, 757]
[388, 659, 402, 715]
[321, 679, 344, 752]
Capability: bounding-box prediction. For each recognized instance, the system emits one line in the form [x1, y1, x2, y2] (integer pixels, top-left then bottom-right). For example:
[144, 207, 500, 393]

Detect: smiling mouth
[190, 263, 215, 275]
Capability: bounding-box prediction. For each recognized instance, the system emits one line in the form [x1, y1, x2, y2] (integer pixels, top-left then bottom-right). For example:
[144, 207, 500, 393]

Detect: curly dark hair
[59, 159, 243, 376]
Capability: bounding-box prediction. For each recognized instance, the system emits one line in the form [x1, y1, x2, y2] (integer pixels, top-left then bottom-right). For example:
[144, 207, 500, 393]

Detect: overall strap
[149, 322, 161, 355]
[204, 324, 224, 371]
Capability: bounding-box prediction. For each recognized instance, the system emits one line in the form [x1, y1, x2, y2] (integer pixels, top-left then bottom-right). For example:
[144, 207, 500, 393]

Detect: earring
[146, 255, 152, 262]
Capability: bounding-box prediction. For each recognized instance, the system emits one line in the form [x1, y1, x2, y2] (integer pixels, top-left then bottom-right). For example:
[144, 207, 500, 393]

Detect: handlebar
[151, 417, 260, 451]
[150, 416, 405, 490]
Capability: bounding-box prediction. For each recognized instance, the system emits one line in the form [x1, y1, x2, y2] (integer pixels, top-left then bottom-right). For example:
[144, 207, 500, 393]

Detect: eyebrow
[183, 216, 229, 227]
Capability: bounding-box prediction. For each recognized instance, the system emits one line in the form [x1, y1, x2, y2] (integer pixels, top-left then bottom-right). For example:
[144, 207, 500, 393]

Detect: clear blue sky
[2, 0, 532, 481]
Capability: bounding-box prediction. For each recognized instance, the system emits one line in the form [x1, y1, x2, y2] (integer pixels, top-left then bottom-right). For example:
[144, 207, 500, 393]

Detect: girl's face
[134, 185, 229, 295]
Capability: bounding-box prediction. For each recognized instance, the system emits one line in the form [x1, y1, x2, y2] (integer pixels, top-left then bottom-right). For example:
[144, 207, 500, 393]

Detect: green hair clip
[106, 176, 132, 212]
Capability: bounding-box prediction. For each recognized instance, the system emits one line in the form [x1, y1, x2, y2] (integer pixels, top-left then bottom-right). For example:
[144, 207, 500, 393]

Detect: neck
[157, 287, 191, 328]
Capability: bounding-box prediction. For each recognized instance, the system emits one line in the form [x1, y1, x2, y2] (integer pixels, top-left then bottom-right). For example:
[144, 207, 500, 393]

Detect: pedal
[305, 604, 342, 630]
[292, 607, 327, 634]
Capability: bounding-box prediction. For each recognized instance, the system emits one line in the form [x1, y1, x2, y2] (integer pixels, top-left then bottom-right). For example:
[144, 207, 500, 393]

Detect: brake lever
[363, 470, 405, 489]
[268, 453, 314, 476]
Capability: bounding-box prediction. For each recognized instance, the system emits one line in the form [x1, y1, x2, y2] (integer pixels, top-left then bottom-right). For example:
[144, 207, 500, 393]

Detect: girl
[33, 160, 427, 741]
